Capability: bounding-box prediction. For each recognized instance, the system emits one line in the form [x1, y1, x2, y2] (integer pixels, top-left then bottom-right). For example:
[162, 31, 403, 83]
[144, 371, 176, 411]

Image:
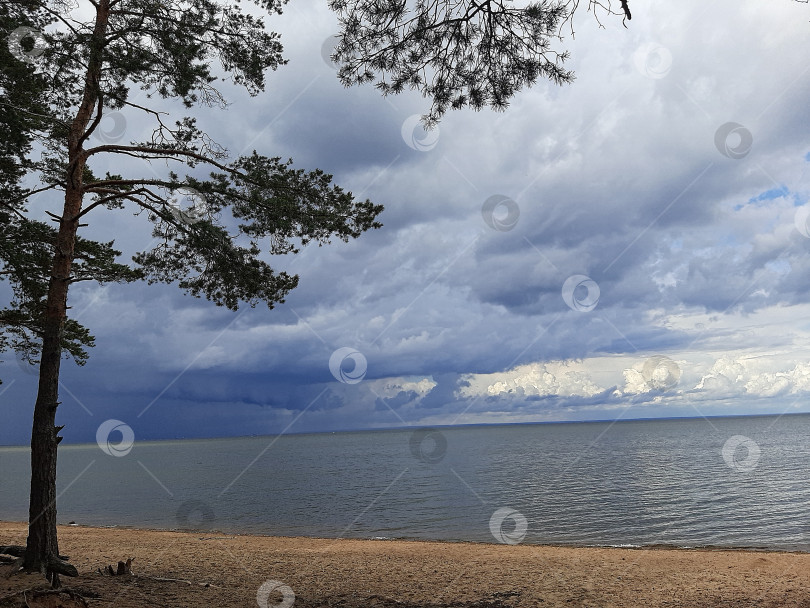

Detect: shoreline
[3, 521, 810, 607]
[5, 519, 807, 556]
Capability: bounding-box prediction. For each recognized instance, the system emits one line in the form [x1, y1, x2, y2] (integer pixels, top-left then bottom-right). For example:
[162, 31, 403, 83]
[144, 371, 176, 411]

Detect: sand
[2, 521, 810, 607]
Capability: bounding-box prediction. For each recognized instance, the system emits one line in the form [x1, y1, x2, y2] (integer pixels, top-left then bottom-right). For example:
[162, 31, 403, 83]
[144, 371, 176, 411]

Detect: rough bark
[22, 0, 110, 587]
[23, 189, 76, 583]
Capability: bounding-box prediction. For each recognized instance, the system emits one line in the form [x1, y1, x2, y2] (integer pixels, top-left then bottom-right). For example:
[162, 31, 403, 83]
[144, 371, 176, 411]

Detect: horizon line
[2, 410, 808, 449]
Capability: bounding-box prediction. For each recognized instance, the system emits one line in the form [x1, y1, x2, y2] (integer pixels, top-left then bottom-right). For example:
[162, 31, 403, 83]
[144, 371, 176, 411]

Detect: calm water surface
[2, 414, 810, 550]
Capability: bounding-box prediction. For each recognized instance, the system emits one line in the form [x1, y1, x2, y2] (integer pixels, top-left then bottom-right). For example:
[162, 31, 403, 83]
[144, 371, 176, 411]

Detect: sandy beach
[2, 521, 810, 607]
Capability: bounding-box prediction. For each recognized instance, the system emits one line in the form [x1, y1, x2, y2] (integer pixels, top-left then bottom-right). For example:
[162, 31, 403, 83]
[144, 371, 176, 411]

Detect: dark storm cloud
[265, 84, 405, 176]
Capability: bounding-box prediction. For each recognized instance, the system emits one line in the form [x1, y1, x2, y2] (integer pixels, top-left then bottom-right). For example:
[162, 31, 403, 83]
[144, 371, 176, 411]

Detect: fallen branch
[145, 576, 219, 588]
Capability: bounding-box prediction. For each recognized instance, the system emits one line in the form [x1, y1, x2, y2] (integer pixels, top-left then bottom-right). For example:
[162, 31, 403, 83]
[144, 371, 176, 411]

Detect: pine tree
[1, 0, 382, 585]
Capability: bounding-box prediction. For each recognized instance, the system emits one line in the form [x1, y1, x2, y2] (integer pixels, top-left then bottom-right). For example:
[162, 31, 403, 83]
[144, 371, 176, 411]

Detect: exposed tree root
[0, 587, 88, 607]
[0, 546, 78, 588]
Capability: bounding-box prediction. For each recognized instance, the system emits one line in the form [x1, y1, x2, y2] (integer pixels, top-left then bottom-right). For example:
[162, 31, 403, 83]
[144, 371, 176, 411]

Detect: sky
[2, 0, 810, 445]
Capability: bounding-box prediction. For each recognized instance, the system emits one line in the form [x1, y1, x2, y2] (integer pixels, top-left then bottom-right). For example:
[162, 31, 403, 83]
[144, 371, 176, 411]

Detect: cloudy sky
[2, 0, 810, 445]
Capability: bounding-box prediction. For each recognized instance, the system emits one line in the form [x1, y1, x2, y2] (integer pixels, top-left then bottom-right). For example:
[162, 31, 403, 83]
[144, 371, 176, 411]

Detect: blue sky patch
[746, 186, 790, 207]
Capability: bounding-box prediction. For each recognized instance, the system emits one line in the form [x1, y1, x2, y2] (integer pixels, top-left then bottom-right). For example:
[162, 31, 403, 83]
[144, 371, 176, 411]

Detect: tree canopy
[329, 0, 628, 124]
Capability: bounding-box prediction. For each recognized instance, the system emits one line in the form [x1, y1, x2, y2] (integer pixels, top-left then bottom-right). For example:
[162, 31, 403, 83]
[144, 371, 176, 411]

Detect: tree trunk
[23, 0, 110, 587]
[22, 180, 84, 588]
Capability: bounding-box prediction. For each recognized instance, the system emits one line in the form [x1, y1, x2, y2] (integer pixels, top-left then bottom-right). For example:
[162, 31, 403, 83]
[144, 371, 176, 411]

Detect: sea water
[2, 414, 809, 550]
